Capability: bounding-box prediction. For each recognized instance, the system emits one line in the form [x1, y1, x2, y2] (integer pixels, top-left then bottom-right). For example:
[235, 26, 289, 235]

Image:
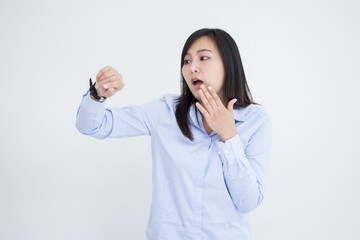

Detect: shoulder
[234, 103, 271, 126]
[161, 93, 180, 112]
[247, 104, 271, 120]
[246, 104, 272, 135]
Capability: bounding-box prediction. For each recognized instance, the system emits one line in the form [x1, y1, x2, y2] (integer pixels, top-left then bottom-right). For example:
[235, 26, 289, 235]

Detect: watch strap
[89, 78, 107, 102]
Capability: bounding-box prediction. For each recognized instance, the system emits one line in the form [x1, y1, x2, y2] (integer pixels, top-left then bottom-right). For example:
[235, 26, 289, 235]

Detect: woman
[76, 28, 272, 240]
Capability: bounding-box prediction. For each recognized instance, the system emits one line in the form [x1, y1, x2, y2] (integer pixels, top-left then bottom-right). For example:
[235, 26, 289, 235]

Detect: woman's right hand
[94, 66, 124, 98]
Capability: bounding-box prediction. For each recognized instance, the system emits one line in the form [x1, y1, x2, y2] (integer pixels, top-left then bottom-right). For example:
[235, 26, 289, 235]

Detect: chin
[191, 93, 200, 100]
[187, 87, 199, 100]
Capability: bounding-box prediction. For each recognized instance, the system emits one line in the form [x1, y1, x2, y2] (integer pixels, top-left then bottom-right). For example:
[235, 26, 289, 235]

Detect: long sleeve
[216, 113, 272, 213]
[75, 90, 160, 139]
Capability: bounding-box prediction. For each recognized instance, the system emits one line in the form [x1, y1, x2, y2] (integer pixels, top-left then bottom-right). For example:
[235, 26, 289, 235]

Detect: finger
[207, 86, 223, 107]
[98, 87, 116, 98]
[102, 81, 116, 90]
[95, 81, 111, 92]
[227, 98, 237, 112]
[195, 102, 210, 120]
[106, 88, 115, 94]
[96, 67, 109, 81]
[97, 74, 118, 86]
[103, 78, 124, 90]
[97, 66, 112, 79]
[103, 81, 122, 90]
[198, 89, 214, 115]
[200, 85, 217, 111]
[98, 70, 116, 82]
[96, 66, 113, 81]
[107, 87, 121, 98]
[95, 87, 107, 97]
[99, 77, 117, 88]
[200, 85, 217, 110]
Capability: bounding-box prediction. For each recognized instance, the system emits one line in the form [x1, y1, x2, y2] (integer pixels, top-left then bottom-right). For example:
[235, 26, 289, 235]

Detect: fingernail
[103, 84, 108, 89]
[208, 86, 212, 90]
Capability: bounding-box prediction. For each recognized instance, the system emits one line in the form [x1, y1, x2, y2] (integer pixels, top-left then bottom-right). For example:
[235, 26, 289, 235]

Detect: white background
[1, 0, 359, 239]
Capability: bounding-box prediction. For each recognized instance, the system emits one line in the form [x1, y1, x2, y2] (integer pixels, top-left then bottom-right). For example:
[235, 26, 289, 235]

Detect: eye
[183, 60, 190, 65]
[200, 56, 209, 61]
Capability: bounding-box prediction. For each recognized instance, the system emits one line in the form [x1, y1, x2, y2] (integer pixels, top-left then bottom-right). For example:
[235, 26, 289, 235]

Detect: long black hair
[175, 28, 258, 141]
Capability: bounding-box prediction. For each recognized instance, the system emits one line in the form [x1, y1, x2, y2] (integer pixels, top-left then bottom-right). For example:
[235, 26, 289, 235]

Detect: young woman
[76, 28, 272, 240]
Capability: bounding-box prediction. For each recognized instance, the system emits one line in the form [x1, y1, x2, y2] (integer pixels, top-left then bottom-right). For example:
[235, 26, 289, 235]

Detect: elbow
[75, 107, 112, 139]
[75, 108, 90, 135]
[75, 110, 98, 136]
[75, 119, 91, 135]
[233, 189, 264, 214]
[234, 201, 258, 214]
[75, 118, 108, 139]
[75, 117, 97, 136]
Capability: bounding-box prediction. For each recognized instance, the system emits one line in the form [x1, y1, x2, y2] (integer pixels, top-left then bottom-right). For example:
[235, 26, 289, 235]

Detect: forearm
[221, 153, 263, 213]
[216, 134, 270, 213]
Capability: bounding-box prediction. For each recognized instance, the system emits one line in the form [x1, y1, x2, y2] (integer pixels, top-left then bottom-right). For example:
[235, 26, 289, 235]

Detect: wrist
[89, 78, 106, 103]
[220, 129, 238, 143]
[89, 92, 104, 102]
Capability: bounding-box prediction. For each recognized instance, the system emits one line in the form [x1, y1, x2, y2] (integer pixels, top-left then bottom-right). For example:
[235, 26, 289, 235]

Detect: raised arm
[75, 66, 156, 139]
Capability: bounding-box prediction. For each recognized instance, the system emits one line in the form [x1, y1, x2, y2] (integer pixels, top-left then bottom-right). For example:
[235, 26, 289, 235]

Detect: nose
[190, 62, 199, 73]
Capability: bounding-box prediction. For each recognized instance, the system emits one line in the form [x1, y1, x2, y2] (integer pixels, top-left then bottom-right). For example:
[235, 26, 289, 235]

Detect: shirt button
[218, 151, 221, 155]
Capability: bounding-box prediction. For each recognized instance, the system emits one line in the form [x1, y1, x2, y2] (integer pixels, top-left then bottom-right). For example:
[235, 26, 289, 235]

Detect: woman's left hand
[195, 84, 238, 142]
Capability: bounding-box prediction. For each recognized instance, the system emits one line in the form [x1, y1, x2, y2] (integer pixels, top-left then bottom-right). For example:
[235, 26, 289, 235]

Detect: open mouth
[192, 78, 203, 86]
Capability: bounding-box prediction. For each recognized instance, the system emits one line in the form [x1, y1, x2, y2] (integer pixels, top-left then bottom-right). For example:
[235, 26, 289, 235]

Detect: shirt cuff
[216, 134, 251, 175]
[80, 90, 106, 115]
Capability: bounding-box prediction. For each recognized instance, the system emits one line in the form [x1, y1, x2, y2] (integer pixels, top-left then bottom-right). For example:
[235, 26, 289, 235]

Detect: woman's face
[182, 36, 225, 102]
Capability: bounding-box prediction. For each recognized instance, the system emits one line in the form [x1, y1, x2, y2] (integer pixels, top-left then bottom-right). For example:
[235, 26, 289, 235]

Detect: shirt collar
[189, 103, 247, 126]
[233, 107, 247, 122]
[189, 103, 202, 128]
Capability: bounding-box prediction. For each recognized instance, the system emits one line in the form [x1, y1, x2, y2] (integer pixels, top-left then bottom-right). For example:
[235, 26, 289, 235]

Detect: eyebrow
[185, 49, 212, 56]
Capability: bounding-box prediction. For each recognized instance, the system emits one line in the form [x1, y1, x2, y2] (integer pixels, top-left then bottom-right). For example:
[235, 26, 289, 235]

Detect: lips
[191, 78, 203, 86]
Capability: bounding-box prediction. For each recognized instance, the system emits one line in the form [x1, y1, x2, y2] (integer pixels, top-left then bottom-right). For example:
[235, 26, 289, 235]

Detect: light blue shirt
[76, 91, 272, 240]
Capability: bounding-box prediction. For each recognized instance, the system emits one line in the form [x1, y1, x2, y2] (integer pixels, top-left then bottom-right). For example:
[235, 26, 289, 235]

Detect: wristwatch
[89, 78, 107, 103]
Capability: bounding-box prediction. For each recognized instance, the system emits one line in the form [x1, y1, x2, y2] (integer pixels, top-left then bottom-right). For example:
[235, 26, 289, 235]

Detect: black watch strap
[89, 78, 107, 102]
